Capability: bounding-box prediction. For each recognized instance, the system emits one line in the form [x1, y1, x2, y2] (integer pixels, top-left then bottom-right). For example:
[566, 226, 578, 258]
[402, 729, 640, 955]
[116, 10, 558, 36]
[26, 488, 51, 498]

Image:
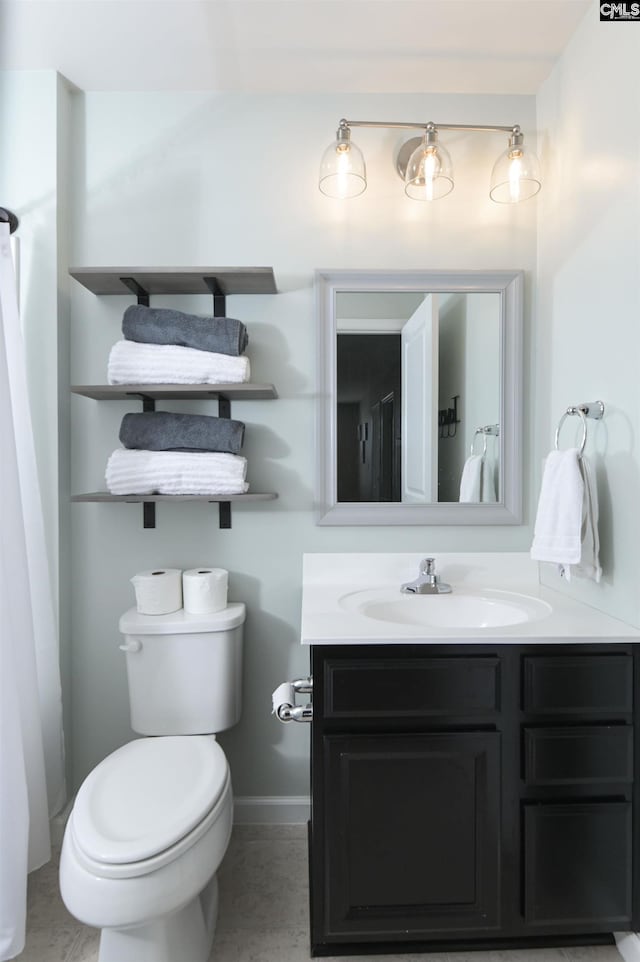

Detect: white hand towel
[459, 455, 482, 502]
[530, 448, 601, 582]
[107, 339, 251, 385]
[105, 449, 249, 496]
[531, 449, 583, 564]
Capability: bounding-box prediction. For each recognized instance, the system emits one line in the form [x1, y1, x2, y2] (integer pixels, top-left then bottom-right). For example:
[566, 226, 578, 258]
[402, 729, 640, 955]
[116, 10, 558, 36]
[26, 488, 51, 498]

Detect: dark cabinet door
[321, 730, 501, 942]
[523, 801, 632, 930]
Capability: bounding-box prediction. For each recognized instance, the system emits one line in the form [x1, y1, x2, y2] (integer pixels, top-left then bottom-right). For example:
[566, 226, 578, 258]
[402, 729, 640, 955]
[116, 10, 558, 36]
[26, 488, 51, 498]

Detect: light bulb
[489, 130, 541, 204]
[422, 147, 439, 201]
[319, 126, 366, 198]
[404, 130, 454, 201]
[507, 148, 524, 202]
[334, 145, 355, 199]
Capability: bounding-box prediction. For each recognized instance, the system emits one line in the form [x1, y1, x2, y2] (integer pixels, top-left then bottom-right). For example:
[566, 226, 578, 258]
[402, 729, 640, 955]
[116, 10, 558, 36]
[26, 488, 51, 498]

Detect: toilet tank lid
[119, 602, 245, 635]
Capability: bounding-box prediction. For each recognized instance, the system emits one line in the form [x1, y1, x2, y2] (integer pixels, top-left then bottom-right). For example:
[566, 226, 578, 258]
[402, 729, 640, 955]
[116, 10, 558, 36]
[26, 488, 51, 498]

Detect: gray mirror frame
[315, 268, 524, 526]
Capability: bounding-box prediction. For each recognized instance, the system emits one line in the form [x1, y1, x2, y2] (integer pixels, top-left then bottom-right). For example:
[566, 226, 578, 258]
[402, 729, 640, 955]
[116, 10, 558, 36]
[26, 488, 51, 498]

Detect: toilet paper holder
[273, 677, 313, 723]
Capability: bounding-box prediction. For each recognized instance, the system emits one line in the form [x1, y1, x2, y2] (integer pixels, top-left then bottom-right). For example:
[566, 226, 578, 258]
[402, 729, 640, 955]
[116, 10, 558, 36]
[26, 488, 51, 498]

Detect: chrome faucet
[401, 558, 452, 595]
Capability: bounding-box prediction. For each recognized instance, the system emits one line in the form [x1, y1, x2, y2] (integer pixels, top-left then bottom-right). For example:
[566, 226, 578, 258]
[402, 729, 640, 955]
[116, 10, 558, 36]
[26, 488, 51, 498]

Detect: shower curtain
[0, 222, 66, 960]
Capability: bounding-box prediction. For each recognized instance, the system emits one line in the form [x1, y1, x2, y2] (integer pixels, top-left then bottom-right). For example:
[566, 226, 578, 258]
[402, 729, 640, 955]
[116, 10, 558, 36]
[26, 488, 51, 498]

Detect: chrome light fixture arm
[339, 119, 520, 135]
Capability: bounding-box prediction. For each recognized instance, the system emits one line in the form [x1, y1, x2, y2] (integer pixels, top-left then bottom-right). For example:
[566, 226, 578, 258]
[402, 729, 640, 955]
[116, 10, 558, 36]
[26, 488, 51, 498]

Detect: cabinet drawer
[522, 654, 632, 715]
[523, 725, 633, 786]
[323, 656, 500, 719]
[523, 801, 632, 927]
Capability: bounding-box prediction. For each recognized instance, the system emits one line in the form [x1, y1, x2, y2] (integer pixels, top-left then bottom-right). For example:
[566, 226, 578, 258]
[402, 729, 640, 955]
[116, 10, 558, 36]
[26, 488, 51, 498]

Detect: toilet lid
[72, 736, 228, 864]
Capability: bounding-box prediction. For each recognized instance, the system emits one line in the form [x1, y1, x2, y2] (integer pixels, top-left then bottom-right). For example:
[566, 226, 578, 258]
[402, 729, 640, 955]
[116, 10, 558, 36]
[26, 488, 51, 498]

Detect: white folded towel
[108, 339, 251, 385]
[459, 455, 496, 503]
[105, 449, 249, 496]
[530, 448, 601, 582]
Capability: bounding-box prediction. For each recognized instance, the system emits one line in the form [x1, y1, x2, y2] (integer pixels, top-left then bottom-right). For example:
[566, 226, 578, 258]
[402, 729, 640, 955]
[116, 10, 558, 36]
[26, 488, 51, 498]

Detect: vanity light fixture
[318, 119, 542, 203]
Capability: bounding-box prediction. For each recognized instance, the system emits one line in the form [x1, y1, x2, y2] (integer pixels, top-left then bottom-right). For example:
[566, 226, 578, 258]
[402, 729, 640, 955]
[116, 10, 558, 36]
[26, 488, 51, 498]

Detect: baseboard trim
[233, 796, 310, 824]
[49, 795, 310, 843]
[615, 933, 640, 962]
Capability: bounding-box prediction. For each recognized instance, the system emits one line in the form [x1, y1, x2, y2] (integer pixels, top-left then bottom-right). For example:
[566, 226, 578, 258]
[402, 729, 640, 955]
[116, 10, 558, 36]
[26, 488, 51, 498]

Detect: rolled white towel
[105, 449, 249, 496]
[107, 339, 251, 385]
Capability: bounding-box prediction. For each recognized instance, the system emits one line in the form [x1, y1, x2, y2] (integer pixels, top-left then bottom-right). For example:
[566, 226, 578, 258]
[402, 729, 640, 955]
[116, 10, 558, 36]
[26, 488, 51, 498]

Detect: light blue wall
[535, 6, 640, 627]
[7, 52, 640, 800]
[67, 91, 538, 795]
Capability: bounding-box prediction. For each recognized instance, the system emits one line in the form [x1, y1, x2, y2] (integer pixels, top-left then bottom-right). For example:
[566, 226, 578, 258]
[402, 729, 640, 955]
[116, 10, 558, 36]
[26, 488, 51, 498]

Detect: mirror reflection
[336, 290, 501, 504]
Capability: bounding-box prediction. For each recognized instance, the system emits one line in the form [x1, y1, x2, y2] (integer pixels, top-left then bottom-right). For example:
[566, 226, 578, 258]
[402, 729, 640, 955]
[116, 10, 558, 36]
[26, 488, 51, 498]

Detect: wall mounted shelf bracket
[121, 274, 232, 528]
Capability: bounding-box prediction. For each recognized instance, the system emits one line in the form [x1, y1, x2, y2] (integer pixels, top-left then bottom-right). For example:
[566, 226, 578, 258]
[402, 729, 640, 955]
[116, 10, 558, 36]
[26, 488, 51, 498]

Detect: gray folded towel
[119, 412, 245, 454]
[122, 304, 249, 356]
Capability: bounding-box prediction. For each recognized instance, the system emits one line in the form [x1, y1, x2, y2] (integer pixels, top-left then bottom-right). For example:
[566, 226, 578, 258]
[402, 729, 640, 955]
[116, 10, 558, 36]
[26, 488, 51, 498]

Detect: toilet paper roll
[130, 568, 183, 615]
[182, 567, 228, 614]
[272, 682, 295, 717]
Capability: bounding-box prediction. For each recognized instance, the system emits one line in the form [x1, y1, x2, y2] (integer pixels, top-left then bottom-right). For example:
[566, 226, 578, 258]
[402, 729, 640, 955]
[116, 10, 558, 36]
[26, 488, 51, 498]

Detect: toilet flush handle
[119, 639, 142, 653]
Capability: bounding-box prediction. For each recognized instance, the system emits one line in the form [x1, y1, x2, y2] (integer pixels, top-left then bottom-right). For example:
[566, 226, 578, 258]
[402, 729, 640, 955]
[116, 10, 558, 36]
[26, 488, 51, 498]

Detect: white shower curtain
[0, 223, 66, 960]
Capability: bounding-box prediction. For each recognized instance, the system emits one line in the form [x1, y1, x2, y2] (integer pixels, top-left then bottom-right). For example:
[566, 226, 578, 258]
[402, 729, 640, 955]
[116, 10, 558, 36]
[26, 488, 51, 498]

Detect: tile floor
[16, 823, 626, 962]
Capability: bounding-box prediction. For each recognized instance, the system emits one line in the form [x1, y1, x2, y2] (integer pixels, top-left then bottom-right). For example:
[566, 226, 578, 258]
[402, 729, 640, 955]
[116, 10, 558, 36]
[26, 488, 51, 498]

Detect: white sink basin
[339, 588, 553, 629]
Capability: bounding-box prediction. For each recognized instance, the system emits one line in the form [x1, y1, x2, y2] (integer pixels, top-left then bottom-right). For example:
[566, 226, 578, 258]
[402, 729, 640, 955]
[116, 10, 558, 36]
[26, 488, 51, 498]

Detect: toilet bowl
[60, 604, 245, 962]
[60, 735, 233, 962]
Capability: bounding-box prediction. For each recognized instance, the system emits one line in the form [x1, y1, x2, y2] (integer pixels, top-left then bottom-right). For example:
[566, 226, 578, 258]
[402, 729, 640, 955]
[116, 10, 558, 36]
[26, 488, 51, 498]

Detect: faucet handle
[420, 558, 436, 575]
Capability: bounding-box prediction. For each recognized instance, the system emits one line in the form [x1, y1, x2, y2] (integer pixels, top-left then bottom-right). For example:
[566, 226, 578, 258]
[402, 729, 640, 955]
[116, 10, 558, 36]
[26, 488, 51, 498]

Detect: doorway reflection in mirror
[336, 290, 501, 504]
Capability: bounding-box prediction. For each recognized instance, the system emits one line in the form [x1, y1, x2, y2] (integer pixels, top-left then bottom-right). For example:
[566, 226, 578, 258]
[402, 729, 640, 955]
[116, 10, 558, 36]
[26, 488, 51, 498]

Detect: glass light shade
[319, 138, 366, 198]
[404, 138, 454, 201]
[489, 144, 541, 203]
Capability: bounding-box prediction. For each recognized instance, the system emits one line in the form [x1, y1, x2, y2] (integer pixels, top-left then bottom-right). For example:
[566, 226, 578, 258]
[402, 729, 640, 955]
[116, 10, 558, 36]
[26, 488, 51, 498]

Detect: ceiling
[0, 0, 591, 94]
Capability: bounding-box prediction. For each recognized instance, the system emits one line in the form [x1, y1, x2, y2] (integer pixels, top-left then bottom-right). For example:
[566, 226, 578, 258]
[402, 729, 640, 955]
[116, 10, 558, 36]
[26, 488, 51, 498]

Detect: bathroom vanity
[301, 554, 640, 956]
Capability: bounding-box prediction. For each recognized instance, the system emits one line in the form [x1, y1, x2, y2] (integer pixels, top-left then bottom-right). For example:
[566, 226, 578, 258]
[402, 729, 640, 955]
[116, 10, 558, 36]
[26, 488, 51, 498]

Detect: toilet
[59, 603, 245, 962]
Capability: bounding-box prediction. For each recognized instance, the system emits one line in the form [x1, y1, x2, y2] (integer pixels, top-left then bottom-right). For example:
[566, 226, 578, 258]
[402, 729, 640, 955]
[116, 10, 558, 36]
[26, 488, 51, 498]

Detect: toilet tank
[118, 604, 245, 736]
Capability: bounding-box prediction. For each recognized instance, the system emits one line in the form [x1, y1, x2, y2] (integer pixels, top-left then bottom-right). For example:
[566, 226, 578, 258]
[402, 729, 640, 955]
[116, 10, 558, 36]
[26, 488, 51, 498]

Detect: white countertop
[301, 552, 640, 645]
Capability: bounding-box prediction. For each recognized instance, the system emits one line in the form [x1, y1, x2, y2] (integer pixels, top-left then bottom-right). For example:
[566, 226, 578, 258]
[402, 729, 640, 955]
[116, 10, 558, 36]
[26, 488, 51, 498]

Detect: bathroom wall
[66, 90, 538, 799]
[7, 26, 640, 806]
[536, 7, 640, 627]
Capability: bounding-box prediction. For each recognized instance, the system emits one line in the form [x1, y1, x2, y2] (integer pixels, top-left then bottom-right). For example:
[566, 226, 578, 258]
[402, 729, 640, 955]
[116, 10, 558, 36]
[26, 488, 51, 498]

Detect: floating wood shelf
[69, 266, 277, 297]
[71, 383, 278, 401]
[71, 493, 277, 504]
[71, 492, 278, 530]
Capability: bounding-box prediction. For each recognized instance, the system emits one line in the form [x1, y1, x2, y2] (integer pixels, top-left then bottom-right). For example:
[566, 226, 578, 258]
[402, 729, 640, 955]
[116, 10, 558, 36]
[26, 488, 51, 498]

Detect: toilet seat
[70, 735, 229, 879]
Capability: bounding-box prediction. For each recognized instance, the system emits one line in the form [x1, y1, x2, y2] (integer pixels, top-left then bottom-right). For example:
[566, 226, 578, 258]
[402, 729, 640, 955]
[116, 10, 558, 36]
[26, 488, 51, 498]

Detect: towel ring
[554, 401, 604, 457]
[555, 408, 588, 456]
[470, 430, 488, 457]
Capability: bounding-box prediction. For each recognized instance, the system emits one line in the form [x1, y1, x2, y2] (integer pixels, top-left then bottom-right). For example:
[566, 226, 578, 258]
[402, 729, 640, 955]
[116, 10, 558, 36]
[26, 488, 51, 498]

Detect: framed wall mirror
[315, 269, 523, 525]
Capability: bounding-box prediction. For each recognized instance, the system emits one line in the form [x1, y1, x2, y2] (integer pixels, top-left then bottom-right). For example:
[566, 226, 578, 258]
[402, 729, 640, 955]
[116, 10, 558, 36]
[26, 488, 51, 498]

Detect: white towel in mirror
[459, 455, 496, 503]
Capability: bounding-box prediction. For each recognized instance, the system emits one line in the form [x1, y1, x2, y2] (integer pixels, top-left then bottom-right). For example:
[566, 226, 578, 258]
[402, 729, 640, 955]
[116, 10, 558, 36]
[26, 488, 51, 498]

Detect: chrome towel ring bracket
[554, 400, 605, 456]
[470, 423, 500, 456]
